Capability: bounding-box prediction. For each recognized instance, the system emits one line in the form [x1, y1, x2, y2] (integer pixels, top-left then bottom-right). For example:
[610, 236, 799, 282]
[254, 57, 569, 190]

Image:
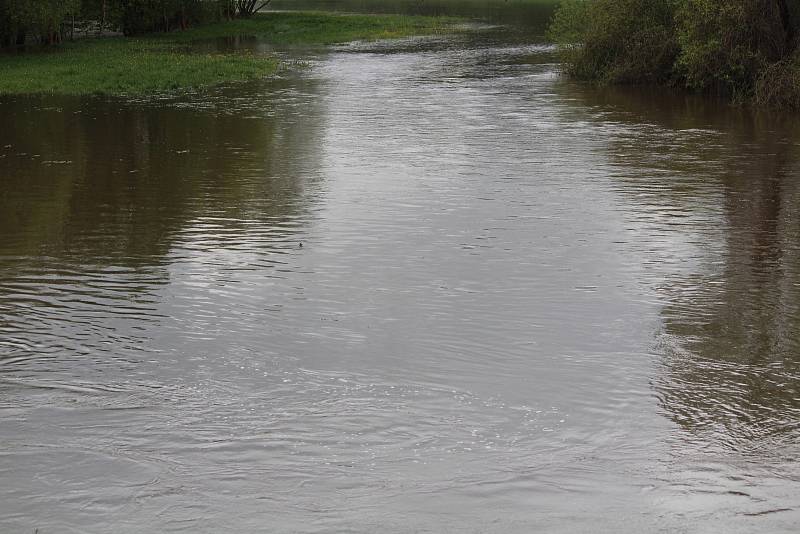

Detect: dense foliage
[549, 0, 800, 106]
[1, 0, 81, 46]
[0, 0, 270, 46]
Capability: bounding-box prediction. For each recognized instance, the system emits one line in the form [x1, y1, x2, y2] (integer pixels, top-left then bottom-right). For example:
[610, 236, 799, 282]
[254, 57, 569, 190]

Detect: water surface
[1, 3, 799, 532]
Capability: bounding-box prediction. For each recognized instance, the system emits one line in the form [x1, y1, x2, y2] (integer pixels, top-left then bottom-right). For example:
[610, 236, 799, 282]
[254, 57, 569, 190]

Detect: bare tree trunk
[238, 0, 271, 17]
[776, 0, 795, 52]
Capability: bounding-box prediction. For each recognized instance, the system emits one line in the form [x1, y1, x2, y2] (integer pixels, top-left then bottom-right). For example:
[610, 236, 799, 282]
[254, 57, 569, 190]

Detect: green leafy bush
[675, 0, 798, 100]
[548, 0, 679, 84]
[754, 52, 800, 108]
[549, 0, 800, 106]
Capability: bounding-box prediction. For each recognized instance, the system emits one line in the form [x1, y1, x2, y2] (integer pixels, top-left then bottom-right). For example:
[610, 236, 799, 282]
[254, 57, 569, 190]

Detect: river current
[1, 3, 799, 532]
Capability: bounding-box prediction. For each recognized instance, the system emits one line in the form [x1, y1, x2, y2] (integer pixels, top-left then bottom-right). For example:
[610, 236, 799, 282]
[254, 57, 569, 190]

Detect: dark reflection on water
[1, 3, 800, 533]
[563, 83, 800, 522]
[563, 85, 800, 444]
[0, 76, 326, 381]
[654, 120, 800, 448]
[0, 80, 324, 261]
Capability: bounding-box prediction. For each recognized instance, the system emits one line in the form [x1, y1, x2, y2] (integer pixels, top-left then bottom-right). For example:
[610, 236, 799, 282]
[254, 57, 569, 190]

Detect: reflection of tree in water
[0, 77, 326, 364]
[564, 83, 800, 449]
[0, 76, 325, 264]
[658, 129, 800, 449]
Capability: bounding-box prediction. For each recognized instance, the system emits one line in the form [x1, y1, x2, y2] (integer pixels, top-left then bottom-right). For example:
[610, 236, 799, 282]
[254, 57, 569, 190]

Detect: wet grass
[0, 12, 460, 96]
[0, 39, 280, 95]
[168, 11, 461, 45]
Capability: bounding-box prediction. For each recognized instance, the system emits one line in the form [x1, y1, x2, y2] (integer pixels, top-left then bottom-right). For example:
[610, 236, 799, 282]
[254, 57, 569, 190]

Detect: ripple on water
[1, 20, 799, 533]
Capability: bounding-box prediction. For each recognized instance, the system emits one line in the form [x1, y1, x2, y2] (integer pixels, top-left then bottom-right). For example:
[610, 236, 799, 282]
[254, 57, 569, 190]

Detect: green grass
[0, 12, 461, 96]
[0, 39, 280, 95]
[168, 11, 461, 45]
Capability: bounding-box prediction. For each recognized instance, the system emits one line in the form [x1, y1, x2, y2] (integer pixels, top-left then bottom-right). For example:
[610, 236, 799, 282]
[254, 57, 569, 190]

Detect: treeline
[549, 0, 800, 107]
[0, 0, 271, 47]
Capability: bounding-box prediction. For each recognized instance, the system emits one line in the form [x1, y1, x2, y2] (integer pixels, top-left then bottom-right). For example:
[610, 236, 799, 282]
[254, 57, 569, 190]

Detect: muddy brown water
[1, 2, 799, 532]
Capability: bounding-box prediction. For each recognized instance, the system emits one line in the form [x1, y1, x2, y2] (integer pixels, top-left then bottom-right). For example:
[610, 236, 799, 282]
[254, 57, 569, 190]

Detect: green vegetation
[548, 0, 800, 107]
[1, 0, 81, 46]
[1, 0, 462, 44]
[0, 39, 278, 95]
[1, 1, 208, 45]
[0, 12, 459, 95]
[163, 11, 460, 44]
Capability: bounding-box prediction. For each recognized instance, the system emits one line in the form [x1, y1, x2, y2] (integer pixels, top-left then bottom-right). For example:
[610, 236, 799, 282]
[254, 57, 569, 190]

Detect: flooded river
[1, 2, 799, 532]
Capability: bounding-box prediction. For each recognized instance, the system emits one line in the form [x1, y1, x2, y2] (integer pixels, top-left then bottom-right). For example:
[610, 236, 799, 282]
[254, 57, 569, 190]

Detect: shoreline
[0, 11, 462, 96]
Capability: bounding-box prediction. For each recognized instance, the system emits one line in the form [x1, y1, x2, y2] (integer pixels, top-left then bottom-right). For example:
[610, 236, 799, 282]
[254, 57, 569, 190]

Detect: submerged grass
[0, 12, 460, 96]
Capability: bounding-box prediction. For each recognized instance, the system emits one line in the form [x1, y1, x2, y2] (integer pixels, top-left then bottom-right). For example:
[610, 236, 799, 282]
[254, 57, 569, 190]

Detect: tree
[0, 0, 81, 46]
[549, 0, 800, 106]
[236, 0, 271, 18]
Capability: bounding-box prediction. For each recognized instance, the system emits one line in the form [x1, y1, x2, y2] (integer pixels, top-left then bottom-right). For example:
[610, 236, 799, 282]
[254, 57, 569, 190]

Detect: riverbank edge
[0, 11, 463, 96]
[547, 0, 800, 109]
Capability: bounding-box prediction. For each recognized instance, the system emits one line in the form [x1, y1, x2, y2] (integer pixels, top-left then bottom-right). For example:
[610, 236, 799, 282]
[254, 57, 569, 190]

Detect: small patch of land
[0, 12, 461, 96]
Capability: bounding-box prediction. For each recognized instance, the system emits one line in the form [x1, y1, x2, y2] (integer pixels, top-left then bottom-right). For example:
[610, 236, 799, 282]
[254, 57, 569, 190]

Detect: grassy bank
[165, 11, 460, 44]
[0, 12, 459, 96]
